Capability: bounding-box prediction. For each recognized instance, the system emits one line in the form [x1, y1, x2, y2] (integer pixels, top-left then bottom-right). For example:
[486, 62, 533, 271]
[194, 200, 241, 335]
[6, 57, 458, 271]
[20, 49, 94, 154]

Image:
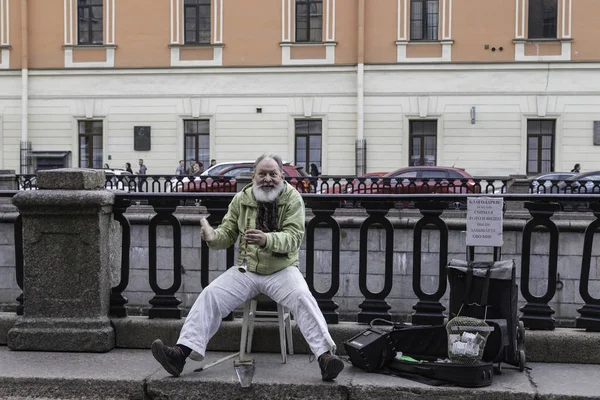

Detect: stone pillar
[7, 169, 117, 352]
[236, 172, 253, 192]
[505, 174, 529, 212]
[0, 169, 17, 190]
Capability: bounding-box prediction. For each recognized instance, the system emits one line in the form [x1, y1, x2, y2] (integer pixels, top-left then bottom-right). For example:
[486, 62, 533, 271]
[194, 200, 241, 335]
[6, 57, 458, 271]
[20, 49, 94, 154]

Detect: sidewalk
[0, 346, 599, 400]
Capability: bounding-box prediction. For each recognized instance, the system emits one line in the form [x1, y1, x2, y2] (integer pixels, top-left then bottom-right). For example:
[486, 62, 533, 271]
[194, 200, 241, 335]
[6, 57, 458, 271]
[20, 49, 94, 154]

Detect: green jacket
[206, 181, 305, 275]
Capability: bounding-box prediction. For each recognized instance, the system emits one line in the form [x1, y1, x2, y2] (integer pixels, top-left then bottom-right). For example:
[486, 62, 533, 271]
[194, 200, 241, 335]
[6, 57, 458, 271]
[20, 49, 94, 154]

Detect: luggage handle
[369, 318, 395, 329]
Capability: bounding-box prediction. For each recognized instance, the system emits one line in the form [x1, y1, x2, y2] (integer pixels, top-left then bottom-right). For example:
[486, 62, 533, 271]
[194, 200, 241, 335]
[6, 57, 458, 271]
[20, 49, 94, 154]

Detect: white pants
[178, 266, 336, 360]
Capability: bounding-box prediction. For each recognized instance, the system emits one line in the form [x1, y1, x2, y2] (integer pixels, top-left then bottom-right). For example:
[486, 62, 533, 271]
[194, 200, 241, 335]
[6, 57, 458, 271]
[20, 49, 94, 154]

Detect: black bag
[386, 358, 494, 388]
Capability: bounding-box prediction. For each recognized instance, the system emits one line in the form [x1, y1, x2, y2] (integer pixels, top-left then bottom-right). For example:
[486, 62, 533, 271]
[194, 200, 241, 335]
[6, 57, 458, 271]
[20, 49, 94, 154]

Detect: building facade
[1, 0, 599, 176]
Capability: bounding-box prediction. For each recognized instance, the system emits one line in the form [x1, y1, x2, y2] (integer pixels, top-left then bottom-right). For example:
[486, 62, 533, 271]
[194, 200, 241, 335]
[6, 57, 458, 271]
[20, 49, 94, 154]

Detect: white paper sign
[466, 197, 503, 247]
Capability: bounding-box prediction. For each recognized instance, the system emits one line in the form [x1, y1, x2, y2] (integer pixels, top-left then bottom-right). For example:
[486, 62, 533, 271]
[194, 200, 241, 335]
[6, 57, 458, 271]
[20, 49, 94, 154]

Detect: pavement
[1, 346, 600, 400]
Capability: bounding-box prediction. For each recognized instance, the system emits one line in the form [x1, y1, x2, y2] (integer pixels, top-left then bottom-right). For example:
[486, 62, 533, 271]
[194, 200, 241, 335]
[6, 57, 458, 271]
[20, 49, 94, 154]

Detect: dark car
[174, 163, 310, 192]
[558, 170, 600, 194]
[530, 172, 577, 193]
[348, 166, 479, 194]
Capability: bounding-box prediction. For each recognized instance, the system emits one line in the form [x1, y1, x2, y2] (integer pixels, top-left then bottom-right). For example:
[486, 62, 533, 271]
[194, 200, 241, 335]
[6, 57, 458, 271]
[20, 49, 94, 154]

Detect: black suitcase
[447, 258, 526, 372]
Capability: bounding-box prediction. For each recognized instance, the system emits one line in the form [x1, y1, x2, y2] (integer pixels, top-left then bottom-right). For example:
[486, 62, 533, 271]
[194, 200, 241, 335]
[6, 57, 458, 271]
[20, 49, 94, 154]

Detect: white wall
[1, 64, 600, 176]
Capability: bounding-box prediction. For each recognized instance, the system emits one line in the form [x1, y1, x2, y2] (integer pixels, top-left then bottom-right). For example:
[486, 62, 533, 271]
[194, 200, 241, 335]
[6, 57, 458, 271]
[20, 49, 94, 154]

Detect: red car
[322, 172, 388, 194]
[348, 166, 479, 194]
[174, 163, 311, 192]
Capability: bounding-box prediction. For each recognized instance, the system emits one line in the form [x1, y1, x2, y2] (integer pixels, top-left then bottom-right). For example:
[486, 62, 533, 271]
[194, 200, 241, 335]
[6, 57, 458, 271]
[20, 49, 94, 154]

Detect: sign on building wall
[466, 197, 503, 247]
[594, 121, 600, 146]
[134, 126, 151, 151]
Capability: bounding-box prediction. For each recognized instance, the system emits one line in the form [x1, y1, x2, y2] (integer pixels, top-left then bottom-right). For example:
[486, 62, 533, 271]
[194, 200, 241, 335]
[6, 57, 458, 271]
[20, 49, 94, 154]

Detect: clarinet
[238, 217, 251, 273]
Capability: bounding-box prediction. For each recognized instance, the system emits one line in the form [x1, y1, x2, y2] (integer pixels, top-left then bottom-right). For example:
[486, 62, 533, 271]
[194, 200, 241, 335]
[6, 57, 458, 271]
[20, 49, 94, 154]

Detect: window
[527, 120, 555, 175]
[77, 0, 103, 45]
[410, 0, 439, 41]
[296, 0, 322, 42]
[295, 120, 322, 174]
[185, 0, 211, 44]
[79, 120, 103, 168]
[528, 0, 557, 39]
[184, 120, 210, 171]
[409, 120, 437, 166]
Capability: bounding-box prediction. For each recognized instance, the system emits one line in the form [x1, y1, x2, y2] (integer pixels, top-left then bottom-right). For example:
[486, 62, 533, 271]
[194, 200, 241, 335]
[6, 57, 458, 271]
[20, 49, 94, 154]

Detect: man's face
[139, 159, 143, 165]
[180, 161, 184, 167]
[252, 158, 284, 202]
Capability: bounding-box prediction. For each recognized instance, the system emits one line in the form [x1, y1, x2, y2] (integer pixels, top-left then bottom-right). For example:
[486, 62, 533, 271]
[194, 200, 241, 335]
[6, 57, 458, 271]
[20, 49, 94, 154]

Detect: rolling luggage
[447, 258, 526, 372]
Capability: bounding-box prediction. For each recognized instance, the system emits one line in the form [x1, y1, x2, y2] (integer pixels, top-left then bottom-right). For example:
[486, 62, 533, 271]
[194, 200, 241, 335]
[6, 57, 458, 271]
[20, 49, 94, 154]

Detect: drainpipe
[355, 0, 366, 176]
[20, 0, 29, 174]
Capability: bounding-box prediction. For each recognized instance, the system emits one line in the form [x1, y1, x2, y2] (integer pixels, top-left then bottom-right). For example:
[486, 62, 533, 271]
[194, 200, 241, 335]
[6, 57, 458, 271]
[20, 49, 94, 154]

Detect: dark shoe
[151, 339, 186, 377]
[319, 353, 344, 381]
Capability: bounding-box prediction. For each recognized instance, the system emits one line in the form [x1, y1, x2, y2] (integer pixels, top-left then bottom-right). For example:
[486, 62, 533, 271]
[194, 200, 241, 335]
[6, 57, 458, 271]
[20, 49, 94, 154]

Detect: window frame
[184, 0, 212, 44]
[78, 120, 103, 168]
[77, 0, 104, 45]
[410, 0, 439, 41]
[295, 0, 323, 43]
[294, 119, 322, 174]
[409, 120, 438, 166]
[526, 119, 556, 175]
[183, 119, 210, 172]
[528, 0, 558, 39]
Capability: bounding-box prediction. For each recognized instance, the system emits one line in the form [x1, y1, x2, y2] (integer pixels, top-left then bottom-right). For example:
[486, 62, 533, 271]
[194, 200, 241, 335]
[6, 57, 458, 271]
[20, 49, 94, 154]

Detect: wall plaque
[134, 126, 151, 151]
[594, 121, 600, 146]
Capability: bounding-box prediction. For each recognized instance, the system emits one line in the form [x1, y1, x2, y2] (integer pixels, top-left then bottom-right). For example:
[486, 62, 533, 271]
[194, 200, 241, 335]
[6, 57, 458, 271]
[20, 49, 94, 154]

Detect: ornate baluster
[411, 202, 448, 325]
[148, 197, 182, 318]
[305, 199, 340, 323]
[357, 200, 395, 323]
[110, 197, 131, 318]
[520, 202, 561, 330]
[14, 215, 23, 315]
[576, 202, 600, 331]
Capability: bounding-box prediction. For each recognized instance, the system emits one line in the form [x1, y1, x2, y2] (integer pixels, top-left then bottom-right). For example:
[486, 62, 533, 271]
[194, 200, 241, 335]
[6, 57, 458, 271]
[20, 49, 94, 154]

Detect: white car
[104, 169, 134, 192]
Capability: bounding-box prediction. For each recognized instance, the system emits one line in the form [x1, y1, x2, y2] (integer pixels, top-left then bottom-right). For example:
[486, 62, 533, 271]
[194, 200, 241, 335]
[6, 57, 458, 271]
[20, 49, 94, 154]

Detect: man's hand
[200, 218, 216, 243]
[244, 229, 267, 247]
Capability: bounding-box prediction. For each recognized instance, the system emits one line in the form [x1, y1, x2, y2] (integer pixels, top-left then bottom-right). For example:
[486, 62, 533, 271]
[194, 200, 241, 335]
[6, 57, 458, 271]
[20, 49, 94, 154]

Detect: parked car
[104, 169, 134, 191]
[530, 172, 577, 193]
[201, 160, 256, 176]
[174, 162, 310, 192]
[321, 172, 389, 194]
[558, 170, 600, 193]
[347, 166, 479, 194]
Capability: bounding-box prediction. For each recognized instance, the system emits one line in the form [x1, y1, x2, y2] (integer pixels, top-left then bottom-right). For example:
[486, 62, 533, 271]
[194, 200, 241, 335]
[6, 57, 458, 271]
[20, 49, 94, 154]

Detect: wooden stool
[239, 294, 293, 363]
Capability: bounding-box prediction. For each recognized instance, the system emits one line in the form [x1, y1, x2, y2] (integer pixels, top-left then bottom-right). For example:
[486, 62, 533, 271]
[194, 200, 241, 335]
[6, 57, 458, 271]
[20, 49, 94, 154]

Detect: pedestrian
[310, 163, 320, 177]
[103, 163, 110, 169]
[571, 163, 581, 173]
[125, 162, 133, 174]
[186, 160, 196, 175]
[151, 153, 344, 381]
[191, 162, 204, 176]
[176, 160, 185, 176]
[137, 159, 147, 192]
[210, 159, 217, 167]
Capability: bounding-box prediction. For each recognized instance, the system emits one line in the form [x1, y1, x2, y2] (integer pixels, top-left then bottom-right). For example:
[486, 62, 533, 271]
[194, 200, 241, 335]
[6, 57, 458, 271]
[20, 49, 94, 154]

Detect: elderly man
[151, 154, 344, 381]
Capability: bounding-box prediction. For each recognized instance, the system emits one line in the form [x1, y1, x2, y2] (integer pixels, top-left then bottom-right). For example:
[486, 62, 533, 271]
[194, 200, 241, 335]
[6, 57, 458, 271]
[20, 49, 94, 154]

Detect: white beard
[252, 181, 285, 203]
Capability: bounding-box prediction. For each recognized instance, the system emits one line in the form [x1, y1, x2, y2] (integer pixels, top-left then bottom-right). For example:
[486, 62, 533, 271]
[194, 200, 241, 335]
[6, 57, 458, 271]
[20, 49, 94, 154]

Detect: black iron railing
[2, 189, 600, 332]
